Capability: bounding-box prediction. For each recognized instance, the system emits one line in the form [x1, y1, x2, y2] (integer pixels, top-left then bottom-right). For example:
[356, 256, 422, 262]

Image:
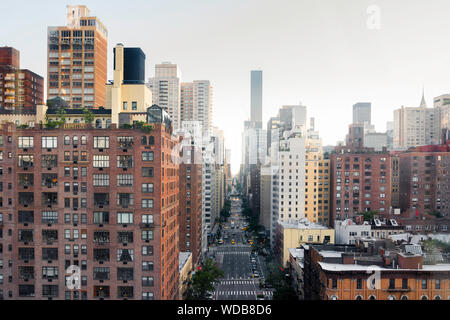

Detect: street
[210, 197, 273, 300]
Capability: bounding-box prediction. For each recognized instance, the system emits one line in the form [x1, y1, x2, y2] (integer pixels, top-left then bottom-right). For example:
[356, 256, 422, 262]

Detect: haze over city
[3, 0, 450, 173]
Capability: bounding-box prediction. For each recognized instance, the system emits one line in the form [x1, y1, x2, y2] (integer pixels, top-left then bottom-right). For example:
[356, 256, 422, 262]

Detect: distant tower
[250, 70, 263, 128]
[420, 86, 427, 108]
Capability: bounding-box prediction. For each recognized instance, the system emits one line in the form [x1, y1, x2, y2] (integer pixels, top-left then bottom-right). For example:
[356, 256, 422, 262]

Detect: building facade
[0, 47, 43, 111]
[0, 121, 179, 300]
[47, 5, 108, 108]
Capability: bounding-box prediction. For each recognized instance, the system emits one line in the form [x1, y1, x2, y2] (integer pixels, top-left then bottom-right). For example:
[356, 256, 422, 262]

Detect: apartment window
[389, 279, 395, 289]
[93, 137, 109, 149]
[117, 268, 133, 281]
[93, 267, 110, 280]
[142, 246, 153, 256]
[142, 261, 154, 271]
[422, 279, 427, 289]
[42, 211, 58, 224]
[142, 292, 154, 300]
[42, 155, 58, 168]
[81, 135, 87, 145]
[435, 279, 441, 290]
[142, 183, 154, 193]
[142, 152, 154, 161]
[141, 230, 153, 241]
[402, 278, 408, 289]
[42, 137, 58, 149]
[142, 167, 154, 177]
[93, 155, 109, 168]
[117, 249, 134, 262]
[93, 212, 109, 224]
[42, 266, 58, 279]
[142, 215, 154, 224]
[117, 174, 133, 186]
[93, 174, 110, 186]
[123, 102, 127, 110]
[18, 137, 34, 148]
[117, 193, 133, 207]
[141, 199, 153, 208]
[142, 276, 154, 286]
[117, 212, 133, 224]
[117, 232, 133, 243]
[117, 155, 134, 168]
[132, 101, 137, 110]
[356, 278, 362, 289]
[93, 249, 110, 262]
[332, 278, 337, 289]
[18, 155, 34, 168]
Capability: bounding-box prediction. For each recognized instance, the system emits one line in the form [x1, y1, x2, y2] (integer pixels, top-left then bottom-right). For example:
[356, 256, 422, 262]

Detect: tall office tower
[179, 81, 213, 137]
[352, 102, 371, 125]
[147, 63, 181, 130]
[250, 70, 263, 128]
[0, 120, 180, 300]
[47, 5, 108, 108]
[0, 47, 43, 111]
[393, 96, 440, 150]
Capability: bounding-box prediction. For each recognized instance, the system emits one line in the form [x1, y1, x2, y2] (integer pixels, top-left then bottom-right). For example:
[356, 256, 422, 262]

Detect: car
[253, 273, 260, 278]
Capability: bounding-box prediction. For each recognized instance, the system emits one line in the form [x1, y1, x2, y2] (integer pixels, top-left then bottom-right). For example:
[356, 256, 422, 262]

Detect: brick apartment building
[330, 148, 391, 225]
[178, 144, 202, 268]
[0, 47, 43, 111]
[303, 242, 450, 300]
[0, 121, 179, 300]
[398, 145, 450, 217]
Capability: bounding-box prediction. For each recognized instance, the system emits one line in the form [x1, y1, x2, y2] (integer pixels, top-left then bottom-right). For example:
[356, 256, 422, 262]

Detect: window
[42, 211, 58, 224]
[81, 135, 87, 145]
[389, 279, 395, 289]
[142, 230, 153, 240]
[18, 137, 34, 148]
[132, 101, 137, 110]
[142, 292, 154, 300]
[142, 183, 154, 193]
[93, 174, 109, 186]
[436, 279, 441, 290]
[117, 212, 133, 224]
[141, 199, 153, 208]
[117, 249, 134, 262]
[422, 279, 427, 289]
[142, 167, 154, 177]
[93, 212, 109, 224]
[356, 279, 362, 289]
[142, 276, 154, 286]
[142, 152, 154, 161]
[18, 155, 34, 167]
[117, 193, 133, 207]
[142, 215, 154, 224]
[402, 278, 408, 289]
[93, 155, 109, 168]
[93, 137, 109, 149]
[42, 137, 58, 149]
[142, 246, 153, 256]
[117, 268, 133, 281]
[142, 261, 154, 271]
[117, 174, 133, 186]
[41, 155, 57, 168]
[117, 137, 133, 148]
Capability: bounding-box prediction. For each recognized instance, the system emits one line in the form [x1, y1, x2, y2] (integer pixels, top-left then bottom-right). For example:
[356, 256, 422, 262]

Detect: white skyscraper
[180, 80, 213, 137]
[147, 62, 181, 129]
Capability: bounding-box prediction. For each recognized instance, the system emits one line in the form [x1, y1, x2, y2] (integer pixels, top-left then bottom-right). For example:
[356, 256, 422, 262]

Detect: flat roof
[319, 262, 450, 272]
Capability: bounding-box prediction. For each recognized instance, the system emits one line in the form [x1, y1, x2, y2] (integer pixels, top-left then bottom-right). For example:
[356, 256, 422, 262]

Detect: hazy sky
[2, 0, 450, 174]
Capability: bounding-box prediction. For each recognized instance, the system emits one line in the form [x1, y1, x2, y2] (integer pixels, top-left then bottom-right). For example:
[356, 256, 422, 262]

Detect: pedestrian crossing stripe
[215, 251, 250, 255]
[219, 280, 257, 285]
[216, 291, 273, 296]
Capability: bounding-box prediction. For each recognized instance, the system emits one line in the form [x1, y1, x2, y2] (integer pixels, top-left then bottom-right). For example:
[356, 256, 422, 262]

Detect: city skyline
[3, 0, 450, 174]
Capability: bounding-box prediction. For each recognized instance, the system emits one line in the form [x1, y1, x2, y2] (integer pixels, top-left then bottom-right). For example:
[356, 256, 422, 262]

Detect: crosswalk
[216, 251, 250, 255]
[216, 290, 273, 297]
[219, 280, 256, 285]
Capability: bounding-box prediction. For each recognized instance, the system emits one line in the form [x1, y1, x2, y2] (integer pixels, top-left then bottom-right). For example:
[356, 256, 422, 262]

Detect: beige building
[275, 219, 334, 266]
[179, 252, 193, 300]
[304, 133, 331, 226]
[47, 5, 108, 108]
[106, 44, 152, 125]
[180, 81, 213, 137]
